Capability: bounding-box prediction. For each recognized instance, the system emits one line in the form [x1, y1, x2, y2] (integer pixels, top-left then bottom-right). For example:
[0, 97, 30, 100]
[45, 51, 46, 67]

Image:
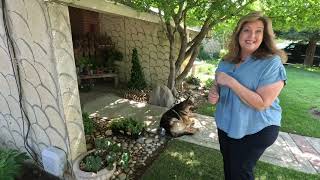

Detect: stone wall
[100, 13, 180, 86]
[0, 0, 85, 167]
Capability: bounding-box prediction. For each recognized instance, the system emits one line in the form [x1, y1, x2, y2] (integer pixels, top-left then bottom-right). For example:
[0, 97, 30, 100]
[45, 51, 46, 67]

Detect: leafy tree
[210, 0, 320, 66]
[262, 0, 320, 66]
[128, 48, 147, 90]
[117, 0, 256, 94]
[277, 29, 320, 66]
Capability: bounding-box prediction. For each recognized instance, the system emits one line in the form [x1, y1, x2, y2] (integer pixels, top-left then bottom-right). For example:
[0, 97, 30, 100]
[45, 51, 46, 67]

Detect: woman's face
[239, 20, 264, 56]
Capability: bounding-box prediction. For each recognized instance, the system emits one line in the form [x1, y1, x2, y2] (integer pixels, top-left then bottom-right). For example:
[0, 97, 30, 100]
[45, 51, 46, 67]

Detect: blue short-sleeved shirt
[214, 55, 287, 139]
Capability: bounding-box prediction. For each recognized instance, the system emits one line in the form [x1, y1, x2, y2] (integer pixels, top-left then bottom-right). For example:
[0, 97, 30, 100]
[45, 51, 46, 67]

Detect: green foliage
[204, 78, 215, 90]
[185, 75, 201, 86]
[77, 57, 92, 69]
[262, 0, 320, 32]
[110, 117, 145, 138]
[0, 149, 29, 180]
[197, 45, 211, 60]
[104, 49, 124, 69]
[128, 48, 147, 90]
[195, 102, 216, 117]
[207, 58, 221, 66]
[107, 49, 123, 62]
[197, 63, 215, 74]
[83, 155, 102, 172]
[82, 112, 94, 135]
[277, 29, 316, 41]
[117, 0, 256, 88]
[82, 138, 130, 172]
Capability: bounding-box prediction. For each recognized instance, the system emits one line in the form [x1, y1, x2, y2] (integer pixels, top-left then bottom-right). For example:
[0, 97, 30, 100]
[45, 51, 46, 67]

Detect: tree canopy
[117, 0, 320, 91]
[211, 0, 320, 66]
[262, 0, 320, 66]
[117, 0, 256, 92]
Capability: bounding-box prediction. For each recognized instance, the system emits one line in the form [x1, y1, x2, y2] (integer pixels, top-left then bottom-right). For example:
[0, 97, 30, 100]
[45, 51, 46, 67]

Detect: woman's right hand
[208, 84, 219, 105]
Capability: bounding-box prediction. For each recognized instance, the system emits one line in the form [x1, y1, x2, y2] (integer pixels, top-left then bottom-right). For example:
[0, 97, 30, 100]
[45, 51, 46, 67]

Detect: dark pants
[218, 125, 279, 180]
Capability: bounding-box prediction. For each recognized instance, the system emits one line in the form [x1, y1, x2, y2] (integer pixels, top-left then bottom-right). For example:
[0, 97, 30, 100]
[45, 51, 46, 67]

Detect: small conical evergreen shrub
[128, 48, 147, 90]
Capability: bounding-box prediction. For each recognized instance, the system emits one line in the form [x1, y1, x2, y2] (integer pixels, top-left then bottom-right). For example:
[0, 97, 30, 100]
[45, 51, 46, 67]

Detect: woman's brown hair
[223, 11, 287, 63]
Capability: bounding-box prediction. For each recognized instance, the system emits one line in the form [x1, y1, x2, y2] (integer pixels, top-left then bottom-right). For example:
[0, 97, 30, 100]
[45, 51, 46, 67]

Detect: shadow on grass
[141, 139, 320, 180]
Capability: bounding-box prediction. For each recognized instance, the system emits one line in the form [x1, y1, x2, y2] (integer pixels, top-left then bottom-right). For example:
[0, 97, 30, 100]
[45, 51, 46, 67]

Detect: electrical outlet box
[41, 146, 66, 178]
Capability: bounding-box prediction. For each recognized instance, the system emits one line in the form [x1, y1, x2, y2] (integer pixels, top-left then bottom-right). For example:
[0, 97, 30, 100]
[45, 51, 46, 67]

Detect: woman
[208, 11, 287, 180]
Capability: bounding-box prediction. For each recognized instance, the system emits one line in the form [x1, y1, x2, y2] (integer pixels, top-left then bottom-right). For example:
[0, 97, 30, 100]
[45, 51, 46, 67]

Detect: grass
[194, 64, 320, 138]
[195, 102, 216, 117]
[279, 65, 320, 137]
[141, 139, 320, 180]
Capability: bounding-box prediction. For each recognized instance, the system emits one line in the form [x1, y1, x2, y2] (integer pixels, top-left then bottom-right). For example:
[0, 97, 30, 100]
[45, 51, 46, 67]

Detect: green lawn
[195, 65, 320, 138]
[279, 65, 320, 137]
[141, 139, 320, 180]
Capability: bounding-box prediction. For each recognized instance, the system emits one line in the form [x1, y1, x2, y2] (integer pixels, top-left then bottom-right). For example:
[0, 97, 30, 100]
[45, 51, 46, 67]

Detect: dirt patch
[310, 107, 320, 119]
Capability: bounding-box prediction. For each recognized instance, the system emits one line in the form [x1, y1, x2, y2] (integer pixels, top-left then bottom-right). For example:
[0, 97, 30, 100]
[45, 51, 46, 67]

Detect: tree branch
[176, 45, 201, 83]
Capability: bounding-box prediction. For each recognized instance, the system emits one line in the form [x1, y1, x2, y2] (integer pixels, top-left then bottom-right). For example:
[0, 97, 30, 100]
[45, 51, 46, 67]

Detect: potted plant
[73, 138, 130, 180]
[104, 49, 123, 73]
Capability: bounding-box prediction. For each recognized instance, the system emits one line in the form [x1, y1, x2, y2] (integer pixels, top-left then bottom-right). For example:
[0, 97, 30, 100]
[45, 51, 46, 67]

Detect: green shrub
[204, 78, 215, 89]
[185, 75, 201, 86]
[197, 64, 215, 74]
[128, 48, 147, 90]
[82, 112, 94, 135]
[0, 149, 29, 180]
[207, 58, 221, 66]
[198, 45, 211, 60]
[110, 117, 145, 138]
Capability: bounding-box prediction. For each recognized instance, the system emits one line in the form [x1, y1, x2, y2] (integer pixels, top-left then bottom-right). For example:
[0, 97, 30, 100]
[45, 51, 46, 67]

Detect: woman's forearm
[229, 79, 266, 111]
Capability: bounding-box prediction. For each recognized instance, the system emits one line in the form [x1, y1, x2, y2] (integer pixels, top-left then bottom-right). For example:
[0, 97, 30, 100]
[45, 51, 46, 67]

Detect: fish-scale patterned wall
[0, 0, 86, 166]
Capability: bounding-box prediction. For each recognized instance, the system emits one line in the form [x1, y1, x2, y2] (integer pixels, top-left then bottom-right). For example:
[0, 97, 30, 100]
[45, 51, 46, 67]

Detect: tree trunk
[167, 41, 176, 90]
[175, 45, 201, 85]
[304, 38, 317, 66]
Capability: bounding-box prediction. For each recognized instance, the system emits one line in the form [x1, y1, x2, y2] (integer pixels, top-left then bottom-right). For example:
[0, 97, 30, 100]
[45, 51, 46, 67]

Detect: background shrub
[198, 45, 211, 61]
[185, 75, 201, 86]
[128, 48, 147, 90]
[204, 78, 215, 89]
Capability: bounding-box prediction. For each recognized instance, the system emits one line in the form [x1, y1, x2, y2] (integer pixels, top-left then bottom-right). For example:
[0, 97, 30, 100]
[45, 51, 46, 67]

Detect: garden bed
[87, 132, 169, 180]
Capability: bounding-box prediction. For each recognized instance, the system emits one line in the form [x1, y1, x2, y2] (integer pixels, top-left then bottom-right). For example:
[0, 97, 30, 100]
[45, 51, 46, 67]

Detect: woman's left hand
[216, 72, 235, 88]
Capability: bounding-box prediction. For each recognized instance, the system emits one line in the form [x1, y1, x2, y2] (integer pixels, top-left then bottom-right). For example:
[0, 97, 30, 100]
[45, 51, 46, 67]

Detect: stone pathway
[82, 93, 320, 174]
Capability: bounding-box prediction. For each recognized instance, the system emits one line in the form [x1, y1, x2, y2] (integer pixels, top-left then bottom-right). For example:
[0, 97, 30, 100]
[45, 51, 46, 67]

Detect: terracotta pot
[73, 150, 116, 180]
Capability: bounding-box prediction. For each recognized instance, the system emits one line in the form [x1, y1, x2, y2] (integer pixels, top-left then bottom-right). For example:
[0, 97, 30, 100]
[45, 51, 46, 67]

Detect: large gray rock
[149, 85, 175, 107]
